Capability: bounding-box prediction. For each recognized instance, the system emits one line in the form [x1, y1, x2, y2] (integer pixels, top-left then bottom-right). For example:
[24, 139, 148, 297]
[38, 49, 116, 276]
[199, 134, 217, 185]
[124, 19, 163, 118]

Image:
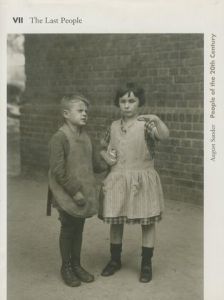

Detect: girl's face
[119, 91, 140, 119]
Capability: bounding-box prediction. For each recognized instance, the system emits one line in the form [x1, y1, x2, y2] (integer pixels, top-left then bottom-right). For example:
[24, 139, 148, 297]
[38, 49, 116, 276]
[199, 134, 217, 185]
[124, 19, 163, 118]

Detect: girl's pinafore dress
[99, 118, 164, 225]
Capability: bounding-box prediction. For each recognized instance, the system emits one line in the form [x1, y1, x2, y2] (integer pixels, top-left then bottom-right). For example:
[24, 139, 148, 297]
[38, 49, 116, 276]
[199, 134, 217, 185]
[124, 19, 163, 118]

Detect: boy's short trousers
[58, 210, 85, 228]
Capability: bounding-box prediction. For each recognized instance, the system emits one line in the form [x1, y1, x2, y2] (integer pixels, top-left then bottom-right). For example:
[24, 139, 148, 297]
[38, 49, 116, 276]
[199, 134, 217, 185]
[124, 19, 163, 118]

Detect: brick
[193, 123, 203, 131]
[170, 138, 180, 147]
[169, 68, 179, 76]
[176, 101, 188, 108]
[175, 75, 200, 84]
[176, 147, 199, 156]
[185, 114, 193, 122]
[171, 130, 186, 138]
[192, 140, 203, 148]
[181, 140, 192, 147]
[175, 179, 195, 188]
[187, 131, 203, 139]
[181, 123, 192, 130]
[180, 155, 192, 164]
[192, 157, 203, 165]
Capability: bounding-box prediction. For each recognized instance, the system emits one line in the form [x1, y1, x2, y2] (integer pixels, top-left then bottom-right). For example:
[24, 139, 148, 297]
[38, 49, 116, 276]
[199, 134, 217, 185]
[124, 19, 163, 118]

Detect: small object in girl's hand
[138, 116, 156, 131]
[137, 116, 151, 122]
[108, 148, 117, 162]
[146, 121, 156, 129]
[100, 149, 117, 166]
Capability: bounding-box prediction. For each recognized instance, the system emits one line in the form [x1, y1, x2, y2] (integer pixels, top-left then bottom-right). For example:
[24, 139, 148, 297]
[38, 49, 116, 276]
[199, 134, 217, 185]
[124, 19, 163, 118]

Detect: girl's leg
[142, 223, 155, 247]
[140, 224, 156, 283]
[101, 224, 124, 276]
[110, 224, 124, 244]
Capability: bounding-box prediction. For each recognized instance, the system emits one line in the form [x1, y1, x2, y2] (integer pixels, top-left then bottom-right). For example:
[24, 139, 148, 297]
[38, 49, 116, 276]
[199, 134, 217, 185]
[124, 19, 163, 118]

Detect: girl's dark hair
[114, 82, 145, 107]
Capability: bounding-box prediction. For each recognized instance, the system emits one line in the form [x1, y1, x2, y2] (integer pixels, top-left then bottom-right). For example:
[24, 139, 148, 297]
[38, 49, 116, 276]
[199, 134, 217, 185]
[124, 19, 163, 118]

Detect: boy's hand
[73, 192, 86, 207]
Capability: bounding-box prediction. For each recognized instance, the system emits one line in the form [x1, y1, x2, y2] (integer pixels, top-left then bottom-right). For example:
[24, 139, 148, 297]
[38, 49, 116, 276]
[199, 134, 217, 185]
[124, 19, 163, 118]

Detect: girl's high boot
[139, 247, 154, 283]
[101, 243, 122, 276]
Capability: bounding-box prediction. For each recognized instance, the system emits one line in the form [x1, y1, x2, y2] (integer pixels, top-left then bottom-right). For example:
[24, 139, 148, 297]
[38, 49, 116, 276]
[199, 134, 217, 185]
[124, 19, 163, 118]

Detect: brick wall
[21, 34, 203, 205]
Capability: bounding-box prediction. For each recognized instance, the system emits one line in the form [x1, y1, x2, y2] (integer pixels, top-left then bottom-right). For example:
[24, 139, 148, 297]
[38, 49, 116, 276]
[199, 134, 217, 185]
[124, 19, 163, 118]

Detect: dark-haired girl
[99, 83, 169, 283]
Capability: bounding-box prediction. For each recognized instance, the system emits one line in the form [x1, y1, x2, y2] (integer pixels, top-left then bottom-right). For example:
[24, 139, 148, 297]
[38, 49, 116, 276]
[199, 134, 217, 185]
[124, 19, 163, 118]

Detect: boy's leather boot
[101, 243, 122, 276]
[71, 235, 94, 283]
[60, 261, 81, 287]
[139, 247, 154, 283]
[72, 263, 94, 283]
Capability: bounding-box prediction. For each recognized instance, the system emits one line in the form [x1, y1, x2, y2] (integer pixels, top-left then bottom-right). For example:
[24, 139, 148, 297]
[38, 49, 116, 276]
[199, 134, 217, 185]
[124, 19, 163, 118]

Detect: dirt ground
[7, 175, 203, 300]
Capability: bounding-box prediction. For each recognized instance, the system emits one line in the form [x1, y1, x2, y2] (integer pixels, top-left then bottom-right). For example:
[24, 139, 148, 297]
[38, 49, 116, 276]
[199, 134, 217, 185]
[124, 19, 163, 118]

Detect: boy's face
[119, 91, 140, 118]
[63, 100, 88, 127]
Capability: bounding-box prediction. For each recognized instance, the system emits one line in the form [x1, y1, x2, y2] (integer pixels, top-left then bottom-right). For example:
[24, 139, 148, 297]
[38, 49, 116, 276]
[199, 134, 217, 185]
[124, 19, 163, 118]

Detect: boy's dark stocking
[101, 243, 122, 276]
[71, 218, 94, 283]
[59, 228, 73, 263]
[71, 218, 84, 266]
[139, 247, 154, 283]
[59, 211, 81, 287]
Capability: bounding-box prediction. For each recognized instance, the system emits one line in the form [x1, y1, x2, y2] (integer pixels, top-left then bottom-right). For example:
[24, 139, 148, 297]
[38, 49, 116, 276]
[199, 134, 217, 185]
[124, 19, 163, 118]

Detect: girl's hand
[100, 150, 118, 166]
[138, 114, 169, 140]
[138, 114, 158, 134]
[145, 121, 156, 133]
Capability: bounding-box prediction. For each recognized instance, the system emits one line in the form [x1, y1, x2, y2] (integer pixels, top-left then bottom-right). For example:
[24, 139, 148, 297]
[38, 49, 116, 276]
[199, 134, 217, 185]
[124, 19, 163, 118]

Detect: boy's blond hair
[60, 94, 89, 113]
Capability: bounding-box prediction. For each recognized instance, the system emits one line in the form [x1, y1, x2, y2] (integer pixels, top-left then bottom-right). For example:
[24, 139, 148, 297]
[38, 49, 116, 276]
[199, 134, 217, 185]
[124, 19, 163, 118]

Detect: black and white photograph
[6, 32, 203, 300]
[1, 1, 224, 300]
